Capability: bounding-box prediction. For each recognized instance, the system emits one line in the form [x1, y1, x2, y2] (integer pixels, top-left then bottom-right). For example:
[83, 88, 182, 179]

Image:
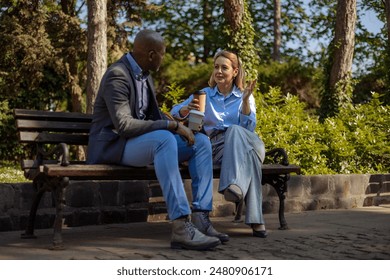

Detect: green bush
[256, 87, 331, 174]
[256, 87, 390, 174]
[160, 82, 187, 113]
[323, 93, 390, 174]
[162, 54, 211, 91]
[0, 160, 29, 183]
[157, 55, 212, 111]
[0, 100, 29, 161]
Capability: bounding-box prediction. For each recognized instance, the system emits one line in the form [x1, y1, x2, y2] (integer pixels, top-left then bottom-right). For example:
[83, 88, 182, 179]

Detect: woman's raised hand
[243, 80, 257, 101]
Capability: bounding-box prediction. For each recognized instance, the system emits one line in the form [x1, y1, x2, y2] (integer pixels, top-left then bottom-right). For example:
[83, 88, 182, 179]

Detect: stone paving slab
[0, 206, 389, 260]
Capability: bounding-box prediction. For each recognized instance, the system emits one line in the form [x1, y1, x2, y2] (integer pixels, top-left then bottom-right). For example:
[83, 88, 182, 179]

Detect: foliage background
[0, 0, 389, 178]
[162, 82, 390, 175]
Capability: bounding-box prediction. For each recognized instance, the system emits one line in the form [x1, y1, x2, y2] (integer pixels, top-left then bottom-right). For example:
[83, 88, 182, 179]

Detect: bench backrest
[14, 109, 92, 146]
[14, 109, 302, 179]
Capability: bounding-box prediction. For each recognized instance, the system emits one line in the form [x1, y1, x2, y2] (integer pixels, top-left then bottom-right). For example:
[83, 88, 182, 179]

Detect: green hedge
[0, 161, 28, 183]
[256, 87, 390, 175]
[2, 58, 389, 178]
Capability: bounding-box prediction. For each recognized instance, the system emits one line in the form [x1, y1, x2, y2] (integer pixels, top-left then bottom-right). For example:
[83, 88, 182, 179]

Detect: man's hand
[169, 120, 195, 145]
[176, 123, 195, 145]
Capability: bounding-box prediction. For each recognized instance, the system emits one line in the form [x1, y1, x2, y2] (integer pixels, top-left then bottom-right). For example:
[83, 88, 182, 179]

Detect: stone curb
[0, 174, 389, 231]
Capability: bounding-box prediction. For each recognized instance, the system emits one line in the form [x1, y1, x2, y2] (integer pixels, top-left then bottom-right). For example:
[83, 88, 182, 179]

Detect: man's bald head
[133, 30, 164, 52]
[132, 30, 166, 72]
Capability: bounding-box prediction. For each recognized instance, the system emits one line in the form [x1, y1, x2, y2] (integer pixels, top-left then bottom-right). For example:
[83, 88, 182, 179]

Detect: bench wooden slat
[21, 159, 58, 170]
[44, 164, 161, 180]
[262, 164, 301, 174]
[14, 108, 92, 122]
[18, 131, 89, 144]
[21, 159, 86, 170]
[16, 119, 91, 132]
[43, 163, 300, 180]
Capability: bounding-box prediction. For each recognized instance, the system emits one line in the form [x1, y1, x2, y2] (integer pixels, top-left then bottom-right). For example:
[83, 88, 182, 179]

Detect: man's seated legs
[176, 133, 229, 243]
[120, 130, 221, 249]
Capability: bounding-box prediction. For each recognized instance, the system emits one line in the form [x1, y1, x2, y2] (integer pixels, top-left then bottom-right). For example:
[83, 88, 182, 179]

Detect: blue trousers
[214, 125, 266, 225]
[120, 130, 213, 220]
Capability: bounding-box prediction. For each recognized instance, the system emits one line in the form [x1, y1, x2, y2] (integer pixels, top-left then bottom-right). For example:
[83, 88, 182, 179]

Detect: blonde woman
[171, 50, 267, 238]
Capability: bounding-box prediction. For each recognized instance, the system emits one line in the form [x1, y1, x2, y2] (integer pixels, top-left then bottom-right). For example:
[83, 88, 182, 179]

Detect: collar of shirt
[126, 53, 149, 81]
[209, 85, 242, 99]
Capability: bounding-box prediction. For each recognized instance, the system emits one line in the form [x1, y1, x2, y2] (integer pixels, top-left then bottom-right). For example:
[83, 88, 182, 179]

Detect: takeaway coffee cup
[192, 91, 206, 113]
[188, 109, 205, 132]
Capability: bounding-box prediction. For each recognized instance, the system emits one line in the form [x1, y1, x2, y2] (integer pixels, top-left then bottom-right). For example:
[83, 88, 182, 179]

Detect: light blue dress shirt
[171, 85, 257, 135]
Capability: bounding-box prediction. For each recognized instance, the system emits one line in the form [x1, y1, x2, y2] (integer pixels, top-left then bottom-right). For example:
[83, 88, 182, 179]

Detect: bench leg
[233, 200, 244, 223]
[49, 177, 69, 250]
[275, 182, 288, 230]
[21, 181, 46, 239]
[263, 174, 290, 230]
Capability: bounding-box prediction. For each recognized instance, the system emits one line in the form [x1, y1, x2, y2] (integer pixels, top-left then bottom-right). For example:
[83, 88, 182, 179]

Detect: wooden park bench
[14, 108, 301, 249]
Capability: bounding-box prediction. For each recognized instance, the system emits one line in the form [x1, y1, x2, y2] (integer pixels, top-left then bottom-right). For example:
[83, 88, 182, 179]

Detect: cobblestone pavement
[0, 206, 389, 260]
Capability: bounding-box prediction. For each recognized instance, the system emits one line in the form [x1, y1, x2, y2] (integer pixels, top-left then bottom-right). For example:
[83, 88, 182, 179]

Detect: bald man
[87, 30, 228, 250]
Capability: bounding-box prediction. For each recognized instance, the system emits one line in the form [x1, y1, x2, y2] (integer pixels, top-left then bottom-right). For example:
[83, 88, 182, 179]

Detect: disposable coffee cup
[188, 110, 205, 132]
[193, 91, 206, 113]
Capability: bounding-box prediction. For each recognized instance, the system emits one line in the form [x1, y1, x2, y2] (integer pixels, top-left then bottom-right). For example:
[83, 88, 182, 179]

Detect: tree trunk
[223, 0, 258, 80]
[224, 0, 244, 32]
[385, 0, 390, 42]
[202, 0, 212, 61]
[86, 0, 107, 114]
[320, 0, 356, 121]
[329, 0, 356, 90]
[272, 0, 281, 61]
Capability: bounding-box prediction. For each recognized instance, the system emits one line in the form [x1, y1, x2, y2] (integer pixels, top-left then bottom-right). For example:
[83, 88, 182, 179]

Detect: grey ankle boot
[171, 216, 221, 250]
[192, 211, 230, 243]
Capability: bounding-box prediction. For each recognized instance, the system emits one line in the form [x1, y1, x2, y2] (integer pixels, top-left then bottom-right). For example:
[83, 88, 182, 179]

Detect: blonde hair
[208, 50, 245, 91]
